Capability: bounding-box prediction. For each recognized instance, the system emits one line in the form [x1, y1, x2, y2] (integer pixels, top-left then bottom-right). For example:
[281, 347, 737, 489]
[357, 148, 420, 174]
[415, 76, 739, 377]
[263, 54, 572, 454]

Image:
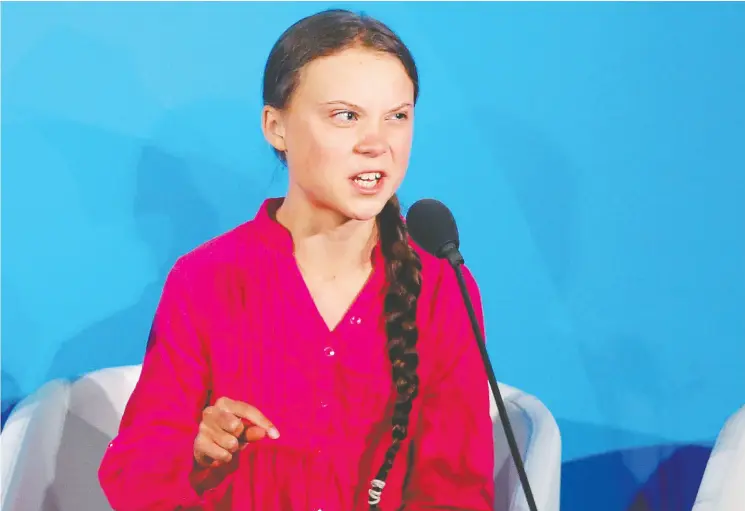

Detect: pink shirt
[99, 198, 495, 511]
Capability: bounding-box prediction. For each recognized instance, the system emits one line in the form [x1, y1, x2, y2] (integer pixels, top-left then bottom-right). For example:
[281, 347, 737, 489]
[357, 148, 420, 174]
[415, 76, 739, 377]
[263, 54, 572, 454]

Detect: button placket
[314, 342, 336, 511]
[316, 333, 338, 455]
[312, 315, 364, 511]
[319, 343, 335, 430]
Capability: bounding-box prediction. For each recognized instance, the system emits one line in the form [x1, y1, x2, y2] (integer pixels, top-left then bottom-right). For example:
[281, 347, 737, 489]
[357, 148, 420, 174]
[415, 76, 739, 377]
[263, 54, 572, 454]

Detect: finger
[241, 425, 268, 444]
[224, 401, 280, 439]
[195, 436, 232, 466]
[208, 426, 241, 453]
[212, 407, 246, 437]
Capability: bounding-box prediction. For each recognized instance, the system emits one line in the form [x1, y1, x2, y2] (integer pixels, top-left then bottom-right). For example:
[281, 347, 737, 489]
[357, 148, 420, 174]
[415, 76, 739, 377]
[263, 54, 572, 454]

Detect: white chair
[692, 404, 745, 511]
[1, 366, 142, 511]
[1, 365, 561, 511]
[1, 378, 72, 511]
[490, 383, 561, 511]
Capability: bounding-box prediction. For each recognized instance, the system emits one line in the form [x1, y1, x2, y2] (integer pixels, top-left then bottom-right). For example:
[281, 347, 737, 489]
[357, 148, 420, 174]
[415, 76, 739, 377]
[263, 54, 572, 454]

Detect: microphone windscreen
[405, 199, 460, 258]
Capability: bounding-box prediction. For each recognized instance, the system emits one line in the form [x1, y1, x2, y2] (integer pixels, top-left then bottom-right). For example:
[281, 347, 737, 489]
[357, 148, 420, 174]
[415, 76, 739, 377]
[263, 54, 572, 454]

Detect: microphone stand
[442, 244, 539, 511]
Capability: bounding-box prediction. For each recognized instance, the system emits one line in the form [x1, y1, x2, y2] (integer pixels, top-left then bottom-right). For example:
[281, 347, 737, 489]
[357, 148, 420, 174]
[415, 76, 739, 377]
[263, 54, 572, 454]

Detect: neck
[275, 191, 377, 276]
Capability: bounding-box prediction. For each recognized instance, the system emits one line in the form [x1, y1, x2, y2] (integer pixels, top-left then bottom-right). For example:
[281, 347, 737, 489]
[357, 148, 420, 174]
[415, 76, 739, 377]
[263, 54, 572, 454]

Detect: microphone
[406, 199, 539, 511]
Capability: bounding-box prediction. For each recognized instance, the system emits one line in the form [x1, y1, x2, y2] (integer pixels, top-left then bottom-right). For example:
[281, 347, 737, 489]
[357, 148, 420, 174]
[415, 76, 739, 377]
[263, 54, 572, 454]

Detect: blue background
[2, 2, 744, 510]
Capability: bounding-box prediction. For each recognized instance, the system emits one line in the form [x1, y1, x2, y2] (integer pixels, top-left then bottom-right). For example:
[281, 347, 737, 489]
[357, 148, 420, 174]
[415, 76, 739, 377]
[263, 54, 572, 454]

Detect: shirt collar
[253, 197, 385, 268]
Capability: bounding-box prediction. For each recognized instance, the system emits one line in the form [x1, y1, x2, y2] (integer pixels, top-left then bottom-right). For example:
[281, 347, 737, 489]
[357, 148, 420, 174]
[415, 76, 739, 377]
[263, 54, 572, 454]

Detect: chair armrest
[694, 405, 745, 511]
[491, 382, 562, 511]
[1, 378, 72, 511]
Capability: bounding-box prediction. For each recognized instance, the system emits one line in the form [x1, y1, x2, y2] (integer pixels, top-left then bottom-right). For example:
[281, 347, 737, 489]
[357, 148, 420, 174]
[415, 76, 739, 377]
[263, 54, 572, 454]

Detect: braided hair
[368, 195, 422, 508]
[262, 9, 422, 508]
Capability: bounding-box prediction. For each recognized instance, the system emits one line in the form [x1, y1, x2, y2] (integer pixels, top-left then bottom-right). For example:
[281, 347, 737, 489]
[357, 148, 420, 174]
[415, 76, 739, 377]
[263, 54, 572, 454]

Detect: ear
[262, 106, 287, 153]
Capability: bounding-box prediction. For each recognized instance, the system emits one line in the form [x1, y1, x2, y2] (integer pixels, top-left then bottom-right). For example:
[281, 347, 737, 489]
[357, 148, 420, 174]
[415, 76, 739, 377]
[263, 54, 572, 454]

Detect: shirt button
[320, 401, 329, 409]
[323, 347, 335, 357]
[350, 316, 362, 325]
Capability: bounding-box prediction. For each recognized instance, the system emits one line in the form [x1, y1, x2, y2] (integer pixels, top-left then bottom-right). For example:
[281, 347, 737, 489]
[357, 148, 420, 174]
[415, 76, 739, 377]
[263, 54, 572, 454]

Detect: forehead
[293, 47, 415, 106]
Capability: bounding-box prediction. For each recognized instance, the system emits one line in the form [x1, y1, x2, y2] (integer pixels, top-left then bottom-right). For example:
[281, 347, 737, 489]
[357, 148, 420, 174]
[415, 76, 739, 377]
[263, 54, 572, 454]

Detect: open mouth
[351, 171, 383, 189]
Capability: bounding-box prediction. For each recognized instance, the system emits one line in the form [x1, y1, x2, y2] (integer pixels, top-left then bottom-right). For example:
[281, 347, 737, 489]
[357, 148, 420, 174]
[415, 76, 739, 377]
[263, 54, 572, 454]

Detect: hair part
[262, 9, 423, 509]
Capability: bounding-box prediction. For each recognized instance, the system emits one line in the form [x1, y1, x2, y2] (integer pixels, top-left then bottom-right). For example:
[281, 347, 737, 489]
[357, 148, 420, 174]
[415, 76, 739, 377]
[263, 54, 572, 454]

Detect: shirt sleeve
[98, 259, 227, 511]
[404, 264, 496, 510]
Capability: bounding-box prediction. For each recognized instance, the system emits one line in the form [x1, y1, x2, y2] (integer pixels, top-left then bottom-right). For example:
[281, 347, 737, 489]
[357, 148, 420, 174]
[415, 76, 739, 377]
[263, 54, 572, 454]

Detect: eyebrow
[322, 100, 413, 112]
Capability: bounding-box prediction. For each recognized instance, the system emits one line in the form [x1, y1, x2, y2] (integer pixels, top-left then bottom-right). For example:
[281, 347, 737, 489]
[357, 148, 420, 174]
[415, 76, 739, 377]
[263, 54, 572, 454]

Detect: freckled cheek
[292, 120, 353, 157]
[315, 129, 358, 160]
[286, 127, 354, 186]
[389, 132, 414, 176]
[284, 125, 318, 160]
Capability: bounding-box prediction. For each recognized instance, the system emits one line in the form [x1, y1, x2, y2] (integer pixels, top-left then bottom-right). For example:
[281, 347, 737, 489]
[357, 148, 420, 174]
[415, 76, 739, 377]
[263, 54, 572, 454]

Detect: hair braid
[368, 194, 422, 509]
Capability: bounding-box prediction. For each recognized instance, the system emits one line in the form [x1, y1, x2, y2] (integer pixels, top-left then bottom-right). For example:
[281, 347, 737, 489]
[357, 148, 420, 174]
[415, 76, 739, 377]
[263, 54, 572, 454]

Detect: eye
[389, 111, 410, 121]
[332, 110, 358, 122]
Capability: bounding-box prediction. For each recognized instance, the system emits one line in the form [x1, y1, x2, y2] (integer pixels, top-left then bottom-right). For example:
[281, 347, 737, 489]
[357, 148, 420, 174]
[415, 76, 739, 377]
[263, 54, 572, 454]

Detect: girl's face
[262, 46, 415, 222]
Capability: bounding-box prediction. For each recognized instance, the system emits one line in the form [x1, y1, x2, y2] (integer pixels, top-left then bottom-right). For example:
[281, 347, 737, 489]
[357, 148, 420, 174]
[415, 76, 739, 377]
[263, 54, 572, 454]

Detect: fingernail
[268, 427, 280, 439]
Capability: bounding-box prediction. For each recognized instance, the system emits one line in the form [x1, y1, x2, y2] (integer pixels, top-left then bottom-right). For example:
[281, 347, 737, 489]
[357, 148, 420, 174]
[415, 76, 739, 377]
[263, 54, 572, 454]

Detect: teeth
[353, 172, 382, 189]
[354, 172, 382, 181]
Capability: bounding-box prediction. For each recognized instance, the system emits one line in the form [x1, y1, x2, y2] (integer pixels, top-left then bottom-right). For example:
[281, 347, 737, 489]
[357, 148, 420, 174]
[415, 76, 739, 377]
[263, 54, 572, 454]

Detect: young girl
[99, 9, 495, 511]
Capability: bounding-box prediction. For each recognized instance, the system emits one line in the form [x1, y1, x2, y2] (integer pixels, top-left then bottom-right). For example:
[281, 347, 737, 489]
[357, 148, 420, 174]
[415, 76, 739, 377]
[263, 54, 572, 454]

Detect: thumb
[240, 424, 269, 446]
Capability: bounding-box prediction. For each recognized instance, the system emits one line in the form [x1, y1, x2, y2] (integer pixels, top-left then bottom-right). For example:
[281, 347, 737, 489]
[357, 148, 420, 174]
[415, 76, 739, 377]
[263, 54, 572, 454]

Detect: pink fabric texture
[99, 198, 495, 511]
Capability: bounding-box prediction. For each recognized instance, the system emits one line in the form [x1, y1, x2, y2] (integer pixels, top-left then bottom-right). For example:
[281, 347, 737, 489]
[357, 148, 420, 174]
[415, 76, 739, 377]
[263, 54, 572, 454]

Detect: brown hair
[262, 9, 422, 508]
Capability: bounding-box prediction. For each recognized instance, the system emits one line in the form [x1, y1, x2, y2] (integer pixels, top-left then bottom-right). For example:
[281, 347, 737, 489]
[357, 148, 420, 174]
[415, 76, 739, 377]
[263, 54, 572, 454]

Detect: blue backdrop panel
[2, 2, 744, 510]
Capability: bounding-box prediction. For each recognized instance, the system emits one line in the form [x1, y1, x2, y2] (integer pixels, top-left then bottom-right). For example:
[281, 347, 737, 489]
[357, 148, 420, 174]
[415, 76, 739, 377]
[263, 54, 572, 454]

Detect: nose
[354, 128, 388, 158]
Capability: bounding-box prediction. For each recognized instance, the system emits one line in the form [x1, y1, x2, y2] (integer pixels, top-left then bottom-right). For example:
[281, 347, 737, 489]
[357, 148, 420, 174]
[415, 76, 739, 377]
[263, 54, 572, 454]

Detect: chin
[341, 196, 391, 222]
